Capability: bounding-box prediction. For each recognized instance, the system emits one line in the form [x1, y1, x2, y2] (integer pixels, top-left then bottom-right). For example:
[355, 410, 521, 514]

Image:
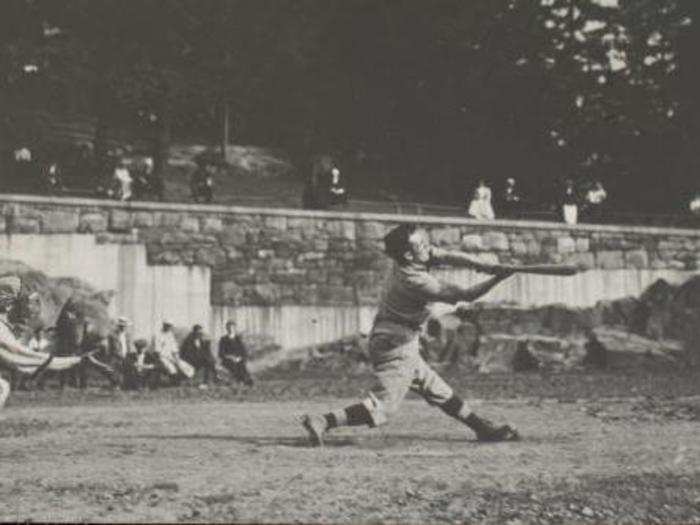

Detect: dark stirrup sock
[324, 403, 373, 430]
[440, 395, 480, 426]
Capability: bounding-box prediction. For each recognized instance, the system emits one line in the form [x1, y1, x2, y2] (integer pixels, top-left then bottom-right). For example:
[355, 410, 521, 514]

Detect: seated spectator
[583, 329, 608, 369]
[42, 162, 63, 195]
[328, 167, 348, 206]
[560, 178, 579, 225]
[113, 159, 133, 201]
[218, 321, 254, 386]
[467, 179, 495, 220]
[108, 317, 132, 379]
[584, 180, 607, 223]
[123, 338, 159, 390]
[180, 324, 219, 388]
[152, 320, 195, 385]
[501, 177, 523, 219]
[27, 326, 50, 353]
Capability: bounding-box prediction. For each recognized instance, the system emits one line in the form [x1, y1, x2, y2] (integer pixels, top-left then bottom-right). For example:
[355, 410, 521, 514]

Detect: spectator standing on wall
[467, 179, 495, 220]
[113, 158, 133, 201]
[12, 146, 34, 192]
[180, 324, 219, 389]
[501, 177, 523, 219]
[145, 157, 164, 201]
[218, 321, 254, 386]
[560, 179, 579, 225]
[584, 180, 607, 223]
[689, 192, 700, 217]
[191, 156, 215, 204]
[328, 167, 349, 206]
[43, 162, 62, 195]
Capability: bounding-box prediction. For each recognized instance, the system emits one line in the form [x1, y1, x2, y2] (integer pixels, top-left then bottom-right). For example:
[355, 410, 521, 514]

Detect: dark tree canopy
[0, 0, 697, 211]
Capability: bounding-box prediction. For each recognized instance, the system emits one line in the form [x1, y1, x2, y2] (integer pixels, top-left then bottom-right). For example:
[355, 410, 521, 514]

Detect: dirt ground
[2, 390, 700, 524]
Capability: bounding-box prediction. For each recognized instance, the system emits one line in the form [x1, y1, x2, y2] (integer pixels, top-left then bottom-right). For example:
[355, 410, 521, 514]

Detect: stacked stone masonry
[2, 195, 699, 307]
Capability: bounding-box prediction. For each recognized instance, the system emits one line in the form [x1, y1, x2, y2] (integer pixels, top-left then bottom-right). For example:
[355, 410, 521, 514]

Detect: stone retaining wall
[2, 195, 699, 307]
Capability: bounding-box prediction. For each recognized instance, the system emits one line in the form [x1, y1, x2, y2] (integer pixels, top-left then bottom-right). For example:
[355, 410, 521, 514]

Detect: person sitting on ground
[328, 167, 348, 206]
[152, 320, 194, 385]
[467, 179, 495, 220]
[217, 321, 254, 386]
[583, 329, 608, 369]
[123, 338, 158, 390]
[180, 324, 219, 389]
[107, 317, 132, 384]
[584, 180, 607, 223]
[27, 326, 50, 353]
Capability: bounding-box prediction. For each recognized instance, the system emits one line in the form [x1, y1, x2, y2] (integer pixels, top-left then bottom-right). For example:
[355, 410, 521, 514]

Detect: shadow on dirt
[126, 432, 520, 449]
[128, 433, 355, 448]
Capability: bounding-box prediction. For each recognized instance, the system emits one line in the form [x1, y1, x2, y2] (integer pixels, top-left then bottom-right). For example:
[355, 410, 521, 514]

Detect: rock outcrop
[0, 258, 113, 335]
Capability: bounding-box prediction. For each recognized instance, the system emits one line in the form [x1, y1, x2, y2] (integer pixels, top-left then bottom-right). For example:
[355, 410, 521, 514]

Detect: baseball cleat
[301, 414, 327, 447]
[475, 423, 520, 442]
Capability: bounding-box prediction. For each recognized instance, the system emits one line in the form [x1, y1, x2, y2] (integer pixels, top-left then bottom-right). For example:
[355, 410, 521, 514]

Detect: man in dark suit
[218, 321, 254, 386]
[181, 324, 218, 388]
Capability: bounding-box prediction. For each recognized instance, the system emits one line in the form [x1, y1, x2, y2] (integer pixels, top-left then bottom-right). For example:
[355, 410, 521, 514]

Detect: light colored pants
[159, 354, 195, 378]
[362, 330, 454, 427]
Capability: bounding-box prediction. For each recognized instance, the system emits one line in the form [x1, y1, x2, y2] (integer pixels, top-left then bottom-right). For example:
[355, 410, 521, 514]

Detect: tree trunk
[153, 107, 171, 179]
[221, 101, 229, 161]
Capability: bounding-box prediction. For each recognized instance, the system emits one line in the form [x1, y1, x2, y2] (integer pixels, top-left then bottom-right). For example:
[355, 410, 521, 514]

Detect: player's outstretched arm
[427, 272, 513, 304]
[430, 247, 500, 274]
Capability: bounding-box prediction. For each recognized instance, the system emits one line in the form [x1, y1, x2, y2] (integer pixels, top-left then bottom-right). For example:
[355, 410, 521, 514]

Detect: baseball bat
[492, 263, 579, 276]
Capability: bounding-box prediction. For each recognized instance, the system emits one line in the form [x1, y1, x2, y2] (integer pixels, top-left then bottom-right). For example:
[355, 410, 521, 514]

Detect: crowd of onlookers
[466, 176, 700, 225]
[5, 142, 700, 226]
[20, 318, 254, 392]
[5, 143, 165, 201]
[3, 143, 220, 204]
[466, 176, 610, 224]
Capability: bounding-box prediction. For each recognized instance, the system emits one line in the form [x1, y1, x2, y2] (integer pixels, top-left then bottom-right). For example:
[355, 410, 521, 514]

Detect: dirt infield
[2, 392, 700, 523]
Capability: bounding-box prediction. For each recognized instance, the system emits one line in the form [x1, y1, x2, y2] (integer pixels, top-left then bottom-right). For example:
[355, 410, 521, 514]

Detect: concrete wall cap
[1, 193, 699, 238]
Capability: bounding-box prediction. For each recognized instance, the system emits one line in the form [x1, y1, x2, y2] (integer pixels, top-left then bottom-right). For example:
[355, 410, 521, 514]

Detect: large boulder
[0, 259, 114, 337]
[474, 334, 585, 374]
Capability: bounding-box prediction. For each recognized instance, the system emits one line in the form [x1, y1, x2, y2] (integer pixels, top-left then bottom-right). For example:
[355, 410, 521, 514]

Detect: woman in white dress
[467, 179, 495, 220]
[113, 160, 133, 201]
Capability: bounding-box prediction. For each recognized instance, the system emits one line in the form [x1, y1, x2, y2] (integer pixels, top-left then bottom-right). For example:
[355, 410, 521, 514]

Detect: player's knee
[362, 392, 401, 427]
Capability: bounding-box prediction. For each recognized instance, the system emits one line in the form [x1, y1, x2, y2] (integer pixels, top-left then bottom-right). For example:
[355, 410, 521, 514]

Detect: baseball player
[301, 223, 520, 446]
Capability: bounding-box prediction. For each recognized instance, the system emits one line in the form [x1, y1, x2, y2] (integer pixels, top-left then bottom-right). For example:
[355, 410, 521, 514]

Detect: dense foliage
[0, 0, 697, 210]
